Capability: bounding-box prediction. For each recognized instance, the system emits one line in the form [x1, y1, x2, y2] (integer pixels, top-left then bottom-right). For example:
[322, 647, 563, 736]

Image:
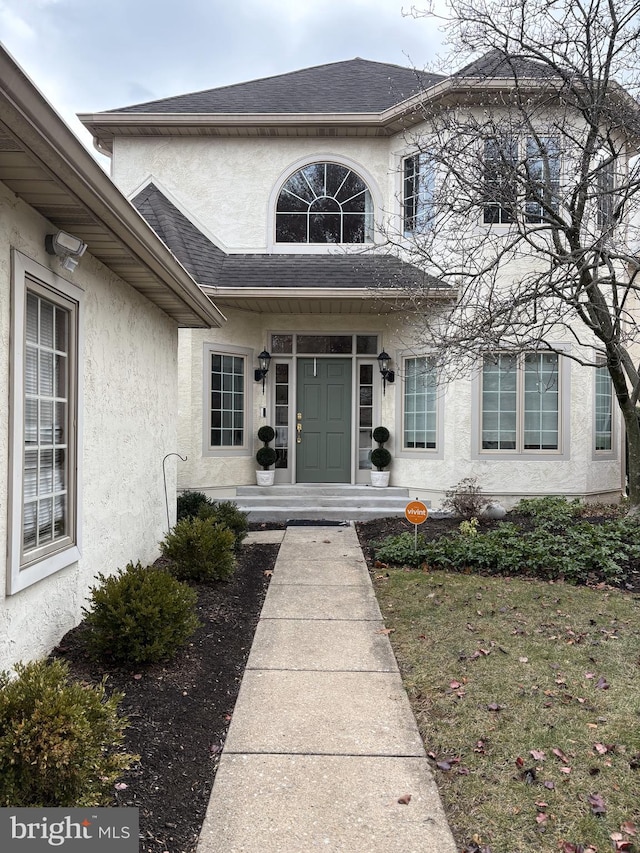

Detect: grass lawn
[374, 567, 640, 852]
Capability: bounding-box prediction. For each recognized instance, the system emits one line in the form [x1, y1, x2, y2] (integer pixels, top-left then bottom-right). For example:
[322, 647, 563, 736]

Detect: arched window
[276, 162, 373, 243]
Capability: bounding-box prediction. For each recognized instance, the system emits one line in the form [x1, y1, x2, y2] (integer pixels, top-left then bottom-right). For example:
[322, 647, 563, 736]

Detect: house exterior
[79, 57, 625, 509]
[0, 47, 223, 669]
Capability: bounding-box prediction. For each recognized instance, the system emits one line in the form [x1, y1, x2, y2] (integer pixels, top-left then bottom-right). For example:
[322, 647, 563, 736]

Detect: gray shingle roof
[131, 183, 441, 292]
[454, 49, 556, 80]
[112, 58, 444, 115]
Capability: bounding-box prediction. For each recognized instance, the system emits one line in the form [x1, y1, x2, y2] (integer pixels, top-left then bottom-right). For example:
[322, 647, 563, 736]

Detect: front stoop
[231, 484, 419, 522]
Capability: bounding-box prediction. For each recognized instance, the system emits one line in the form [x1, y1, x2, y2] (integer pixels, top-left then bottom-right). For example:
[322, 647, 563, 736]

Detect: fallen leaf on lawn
[115, 782, 128, 790]
[621, 821, 637, 836]
[376, 627, 395, 635]
[516, 756, 525, 768]
[519, 656, 529, 663]
[436, 760, 452, 771]
[487, 702, 503, 711]
[474, 740, 486, 753]
[530, 749, 546, 761]
[397, 794, 411, 805]
[458, 766, 470, 775]
[535, 801, 548, 809]
[543, 780, 555, 790]
[560, 766, 572, 774]
[585, 672, 596, 679]
[595, 676, 610, 690]
[588, 792, 606, 815]
[611, 835, 634, 851]
[552, 747, 569, 763]
[133, 674, 142, 680]
[450, 680, 463, 689]
[535, 812, 548, 825]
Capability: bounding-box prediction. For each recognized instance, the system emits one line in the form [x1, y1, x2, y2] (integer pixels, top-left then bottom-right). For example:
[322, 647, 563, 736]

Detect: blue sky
[0, 0, 446, 155]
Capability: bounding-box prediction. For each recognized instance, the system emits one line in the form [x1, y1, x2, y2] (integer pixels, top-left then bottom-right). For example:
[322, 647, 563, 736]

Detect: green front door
[296, 358, 352, 483]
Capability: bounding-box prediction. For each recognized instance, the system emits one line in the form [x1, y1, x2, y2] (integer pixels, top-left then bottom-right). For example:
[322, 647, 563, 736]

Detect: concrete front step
[236, 485, 411, 498]
[229, 485, 422, 523]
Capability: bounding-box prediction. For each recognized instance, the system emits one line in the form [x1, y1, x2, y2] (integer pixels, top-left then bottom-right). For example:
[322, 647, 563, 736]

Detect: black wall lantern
[377, 350, 395, 395]
[254, 350, 272, 392]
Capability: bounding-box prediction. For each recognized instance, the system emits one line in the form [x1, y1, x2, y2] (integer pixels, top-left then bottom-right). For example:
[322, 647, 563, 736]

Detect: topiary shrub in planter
[370, 447, 392, 471]
[83, 562, 200, 666]
[372, 426, 390, 445]
[197, 500, 249, 552]
[370, 427, 392, 487]
[177, 490, 212, 522]
[161, 517, 236, 582]
[0, 658, 135, 806]
[256, 425, 277, 485]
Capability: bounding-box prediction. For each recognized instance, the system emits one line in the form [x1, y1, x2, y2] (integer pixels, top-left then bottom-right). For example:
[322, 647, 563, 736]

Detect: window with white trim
[9, 251, 81, 594]
[481, 352, 559, 451]
[595, 364, 613, 451]
[275, 162, 373, 243]
[482, 135, 561, 225]
[209, 352, 246, 448]
[403, 154, 434, 235]
[483, 137, 518, 224]
[403, 356, 438, 449]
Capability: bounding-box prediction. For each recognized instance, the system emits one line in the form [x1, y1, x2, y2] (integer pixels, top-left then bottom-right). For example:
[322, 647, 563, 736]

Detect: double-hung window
[208, 350, 247, 449]
[525, 136, 560, 223]
[481, 352, 560, 452]
[596, 158, 616, 233]
[483, 135, 560, 224]
[403, 154, 434, 235]
[594, 364, 613, 452]
[483, 137, 518, 224]
[403, 356, 438, 449]
[9, 251, 82, 594]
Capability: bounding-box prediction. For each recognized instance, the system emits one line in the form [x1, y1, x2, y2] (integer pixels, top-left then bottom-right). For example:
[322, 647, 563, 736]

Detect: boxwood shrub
[161, 517, 236, 582]
[0, 658, 134, 806]
[83, 562, 200, 666]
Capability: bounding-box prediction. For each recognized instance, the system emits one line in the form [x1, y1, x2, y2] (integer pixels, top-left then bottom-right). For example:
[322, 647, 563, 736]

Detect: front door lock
[296, 421, 302, 444]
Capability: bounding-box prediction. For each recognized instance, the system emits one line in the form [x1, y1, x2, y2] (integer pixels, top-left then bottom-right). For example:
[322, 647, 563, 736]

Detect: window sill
[9, 544, 80, 595]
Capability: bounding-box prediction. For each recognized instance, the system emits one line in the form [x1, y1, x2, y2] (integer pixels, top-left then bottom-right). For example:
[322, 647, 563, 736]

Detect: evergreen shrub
[177, 490, 211, 522]
[161, 517, 236, 582]
[0, 658, 134, 807]
[83, 562, 199, 665]
[197, 500, 248, 552]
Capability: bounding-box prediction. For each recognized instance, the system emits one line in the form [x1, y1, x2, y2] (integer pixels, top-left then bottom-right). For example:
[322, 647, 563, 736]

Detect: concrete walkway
[196, 524, 456, 853]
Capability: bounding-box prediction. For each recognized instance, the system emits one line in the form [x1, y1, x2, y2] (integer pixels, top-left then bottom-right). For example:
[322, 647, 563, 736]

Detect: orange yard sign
[405, 500, 428, 525]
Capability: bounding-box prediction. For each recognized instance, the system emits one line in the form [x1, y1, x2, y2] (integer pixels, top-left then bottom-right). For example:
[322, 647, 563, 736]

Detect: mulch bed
[51, 540, 278, 853]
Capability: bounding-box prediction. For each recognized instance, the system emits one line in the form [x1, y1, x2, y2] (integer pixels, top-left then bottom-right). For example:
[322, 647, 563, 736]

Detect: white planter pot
[370, 470, 390, 488]
[256, 470, 275, 486]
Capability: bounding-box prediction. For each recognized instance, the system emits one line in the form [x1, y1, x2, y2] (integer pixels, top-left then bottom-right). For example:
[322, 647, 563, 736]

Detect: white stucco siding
[0, 184, 179, 670]
[112, 137, 392, 251]
[176, 306, 623, 506]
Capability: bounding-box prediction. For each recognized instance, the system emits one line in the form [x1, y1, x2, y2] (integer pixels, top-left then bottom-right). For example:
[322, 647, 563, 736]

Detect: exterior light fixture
[254, 349, 272, 392]
[45, 230, 88, 273]
[377, 350, 395, 395]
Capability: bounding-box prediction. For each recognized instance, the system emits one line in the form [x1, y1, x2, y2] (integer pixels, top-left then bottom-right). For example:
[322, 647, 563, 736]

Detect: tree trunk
[623, 404, 640, 513]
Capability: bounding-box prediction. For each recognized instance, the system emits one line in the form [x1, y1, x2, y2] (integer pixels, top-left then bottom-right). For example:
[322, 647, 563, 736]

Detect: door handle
[296, 422, 302, 443]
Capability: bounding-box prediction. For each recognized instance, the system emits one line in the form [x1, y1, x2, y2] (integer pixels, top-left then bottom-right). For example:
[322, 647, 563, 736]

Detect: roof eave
[0, 46, 224, 329]
[201, 286, 455, 300]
